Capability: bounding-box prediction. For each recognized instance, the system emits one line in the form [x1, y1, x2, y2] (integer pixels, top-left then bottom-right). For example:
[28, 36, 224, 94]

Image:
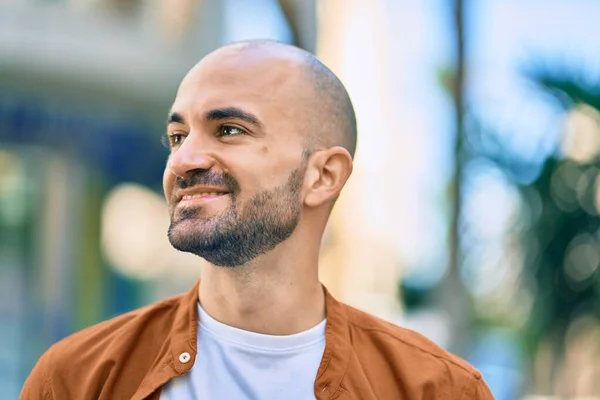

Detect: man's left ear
[303, 147, 353, 207]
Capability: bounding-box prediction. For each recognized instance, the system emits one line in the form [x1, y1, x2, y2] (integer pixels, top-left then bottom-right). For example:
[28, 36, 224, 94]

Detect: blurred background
[1, 0, 600, 399]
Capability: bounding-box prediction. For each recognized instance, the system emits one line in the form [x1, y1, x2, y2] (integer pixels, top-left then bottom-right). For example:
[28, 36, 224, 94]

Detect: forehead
[172, 50, 309, 119]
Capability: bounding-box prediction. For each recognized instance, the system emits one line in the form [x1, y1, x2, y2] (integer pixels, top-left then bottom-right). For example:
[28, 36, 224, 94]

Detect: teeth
[182, 192, 224, 200]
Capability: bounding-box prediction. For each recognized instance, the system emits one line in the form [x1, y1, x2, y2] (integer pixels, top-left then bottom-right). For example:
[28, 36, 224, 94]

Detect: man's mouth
[177, 191, 229, 207]
[182, 192, 227, 200]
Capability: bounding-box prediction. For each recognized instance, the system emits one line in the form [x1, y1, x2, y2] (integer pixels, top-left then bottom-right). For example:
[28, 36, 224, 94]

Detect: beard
[167, 163, 306, 267]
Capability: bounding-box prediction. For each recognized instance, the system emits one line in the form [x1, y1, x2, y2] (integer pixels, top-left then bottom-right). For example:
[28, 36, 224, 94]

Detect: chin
[167, 226, 205, 254]
[169, 219, 212, 240]
[166, 225, 246, 267]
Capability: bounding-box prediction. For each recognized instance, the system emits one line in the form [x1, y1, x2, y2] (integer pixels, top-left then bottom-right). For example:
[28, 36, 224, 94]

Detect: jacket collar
[315, 284, 352, 397]
[133, 280, 351, 399]
[131, 283, 199, 400]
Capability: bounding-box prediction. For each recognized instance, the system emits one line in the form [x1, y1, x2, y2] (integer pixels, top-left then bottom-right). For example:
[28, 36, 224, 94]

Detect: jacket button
[179, 352, 191, 363]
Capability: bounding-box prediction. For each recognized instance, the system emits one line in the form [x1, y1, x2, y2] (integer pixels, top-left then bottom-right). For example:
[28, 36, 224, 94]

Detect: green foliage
[483, 71, 600, 356]
[520, 72, 600, 354]
[521, 157, 600, 353]
[528, 70, 600, 110]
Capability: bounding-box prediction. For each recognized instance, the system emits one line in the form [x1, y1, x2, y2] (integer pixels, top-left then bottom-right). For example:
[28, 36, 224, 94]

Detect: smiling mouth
[176, 192, 230, 208]
[181, 192, 228, 200]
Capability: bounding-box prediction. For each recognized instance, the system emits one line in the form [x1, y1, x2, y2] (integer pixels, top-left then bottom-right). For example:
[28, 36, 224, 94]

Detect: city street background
[1, 1, 600, 399]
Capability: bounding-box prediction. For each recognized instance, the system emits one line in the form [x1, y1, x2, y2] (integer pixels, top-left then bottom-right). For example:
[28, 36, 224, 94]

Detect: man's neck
[197, 253, 325, 335]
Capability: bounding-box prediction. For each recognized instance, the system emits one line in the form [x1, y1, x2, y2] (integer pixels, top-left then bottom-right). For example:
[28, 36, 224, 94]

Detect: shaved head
[201, 40, 357, 158]
[164, 39, 356, 266]
[300, 49, 358, 158]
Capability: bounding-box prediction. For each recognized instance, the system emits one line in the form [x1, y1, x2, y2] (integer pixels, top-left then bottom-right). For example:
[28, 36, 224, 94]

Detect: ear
[304, 147, 353, 208]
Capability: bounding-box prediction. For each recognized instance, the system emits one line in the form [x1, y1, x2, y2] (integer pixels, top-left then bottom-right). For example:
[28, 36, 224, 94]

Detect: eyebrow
[166, 107, 262, 128]
[205, 107, 262, 127]
[166, 112, 185, 125]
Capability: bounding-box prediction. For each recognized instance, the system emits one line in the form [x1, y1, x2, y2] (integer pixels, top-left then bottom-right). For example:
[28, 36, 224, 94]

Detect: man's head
[163, 40, 356, 267]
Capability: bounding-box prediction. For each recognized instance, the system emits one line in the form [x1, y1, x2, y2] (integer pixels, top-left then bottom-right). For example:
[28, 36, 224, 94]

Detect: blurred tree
[402, 0, 475, 354]
[434, 0, 475, 354]
[403, 0, 600, 390]
[277, 0, 316, 53]
[466, 70, 600, 393]
[518, 71, 600, 365]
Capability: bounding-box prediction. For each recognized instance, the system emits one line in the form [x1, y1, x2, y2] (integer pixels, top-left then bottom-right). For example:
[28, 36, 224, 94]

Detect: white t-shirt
[160, 303, 326, 400]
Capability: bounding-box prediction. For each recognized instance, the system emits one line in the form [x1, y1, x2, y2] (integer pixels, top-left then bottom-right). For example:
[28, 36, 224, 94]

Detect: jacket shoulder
[343, 305, 493, 399]
[345, 304, 479, 376]
[20, 293, 185, 399]
[50, 292, 182, 358]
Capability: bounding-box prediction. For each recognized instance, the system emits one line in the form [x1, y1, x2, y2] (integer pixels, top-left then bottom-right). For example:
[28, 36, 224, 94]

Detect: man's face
[163, 50, 310, 267]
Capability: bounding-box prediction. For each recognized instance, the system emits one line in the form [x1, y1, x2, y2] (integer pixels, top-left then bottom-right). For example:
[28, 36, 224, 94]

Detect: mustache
[174, 170, 240, 193]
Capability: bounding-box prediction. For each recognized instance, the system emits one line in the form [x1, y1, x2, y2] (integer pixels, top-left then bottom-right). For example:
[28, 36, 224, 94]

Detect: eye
[218, 125, 247, 137]
[171, 134, 185, 145]
[162, 132, 186, 149]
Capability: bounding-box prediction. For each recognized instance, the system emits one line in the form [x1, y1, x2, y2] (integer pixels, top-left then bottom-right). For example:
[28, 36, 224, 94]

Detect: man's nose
[166, 134, 216, 179]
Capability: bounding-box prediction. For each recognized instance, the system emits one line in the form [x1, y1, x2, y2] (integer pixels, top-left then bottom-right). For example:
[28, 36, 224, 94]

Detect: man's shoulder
[343, 304, 481, 379]
[340, 304, 494, 399]
[20, 293, 187, 399]
[38, 292, 185, 375]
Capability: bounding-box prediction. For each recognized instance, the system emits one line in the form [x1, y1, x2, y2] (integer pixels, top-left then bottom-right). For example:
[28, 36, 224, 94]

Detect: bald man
[21, 41, 493, 400]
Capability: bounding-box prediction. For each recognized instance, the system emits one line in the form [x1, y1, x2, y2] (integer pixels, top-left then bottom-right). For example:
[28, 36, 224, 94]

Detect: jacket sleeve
[19, 352, 54, 400]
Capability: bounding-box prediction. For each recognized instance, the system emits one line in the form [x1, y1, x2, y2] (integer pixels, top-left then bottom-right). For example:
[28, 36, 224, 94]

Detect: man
[21, 40, 493, 400]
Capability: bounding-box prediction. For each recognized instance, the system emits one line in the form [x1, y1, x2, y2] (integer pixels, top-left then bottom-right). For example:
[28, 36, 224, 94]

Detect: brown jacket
[21, 282, 494, 400]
